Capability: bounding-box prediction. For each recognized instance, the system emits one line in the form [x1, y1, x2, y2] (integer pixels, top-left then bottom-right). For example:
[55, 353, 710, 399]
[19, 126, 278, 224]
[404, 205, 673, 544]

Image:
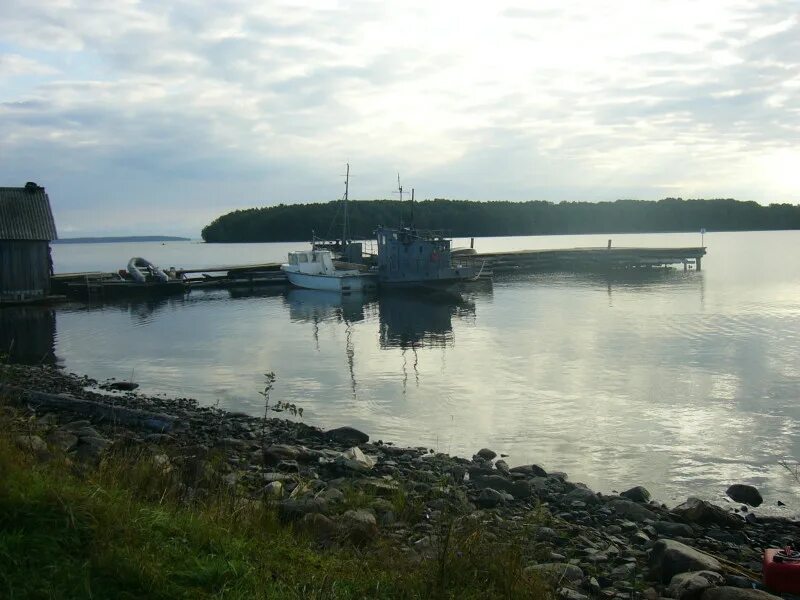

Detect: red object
[764, 548, 800, 594]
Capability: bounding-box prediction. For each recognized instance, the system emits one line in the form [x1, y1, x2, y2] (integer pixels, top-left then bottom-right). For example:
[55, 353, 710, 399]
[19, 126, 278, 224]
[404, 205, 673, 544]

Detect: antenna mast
[342, 163, 350, 244]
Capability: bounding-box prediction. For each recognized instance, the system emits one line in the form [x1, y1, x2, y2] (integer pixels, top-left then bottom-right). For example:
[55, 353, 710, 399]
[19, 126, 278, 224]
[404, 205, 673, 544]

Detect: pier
[49, 245, 706, 299]
[471, 245, 707, 273]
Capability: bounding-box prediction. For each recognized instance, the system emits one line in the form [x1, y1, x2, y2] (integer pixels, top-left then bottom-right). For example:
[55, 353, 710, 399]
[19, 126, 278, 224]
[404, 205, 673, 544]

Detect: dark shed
[0, 182, 58, 300]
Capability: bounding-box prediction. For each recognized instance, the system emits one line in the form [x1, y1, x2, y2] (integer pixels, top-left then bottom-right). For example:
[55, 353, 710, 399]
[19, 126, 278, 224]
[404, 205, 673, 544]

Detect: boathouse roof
[0, 182, 58, 241]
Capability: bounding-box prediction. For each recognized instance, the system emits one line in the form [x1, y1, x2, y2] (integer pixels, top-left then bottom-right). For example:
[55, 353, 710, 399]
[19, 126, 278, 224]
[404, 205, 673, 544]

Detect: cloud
[0, 0, 798, 236]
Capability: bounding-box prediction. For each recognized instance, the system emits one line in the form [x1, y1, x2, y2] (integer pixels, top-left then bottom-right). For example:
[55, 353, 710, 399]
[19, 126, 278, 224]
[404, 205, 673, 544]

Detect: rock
[279, 498, 328, 522]
[609, 498, 658, 522]
[263, 481, 283, 498]
[75, 426, 103, 439]
[495, 459, 510, 475]
[621, 486, 651, 503]
[61, 420, 92, 432]
[666, 571, 725, 600]
[474, 475, 531, 499]
[525, 563, 583, 584]
[262, 444, 300, 466]
[557, 589, 589, 600]
[325, 426, 369, 446]
[672, 498, 743, 529]
[107, 381, 139, 391]
[510, 464, 548, 477]
[654, 520, 695, 538]
[335, 447, 375, 472]
[477, 488, 504, 508]
[564, 486, 600, 505]
[476, 448, 497, 460]
[339, 509, 378, 546]
[725, 484, 763, 508]
[15, 434, 47, 454]
[648, 539, 723, 584]
[300, 512, 337, 542]
[701, 588, 782, 600]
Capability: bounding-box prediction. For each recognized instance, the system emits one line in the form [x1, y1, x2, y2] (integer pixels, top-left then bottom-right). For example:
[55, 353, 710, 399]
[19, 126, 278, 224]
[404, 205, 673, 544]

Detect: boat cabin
[375, 226, 476, 285]
[285, 249, 337, 275]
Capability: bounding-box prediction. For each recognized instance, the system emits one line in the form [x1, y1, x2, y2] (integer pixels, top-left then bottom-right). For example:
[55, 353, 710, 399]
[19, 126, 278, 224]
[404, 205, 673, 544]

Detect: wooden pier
[49, 245, 707, 299]
[471, 246, 707, 273]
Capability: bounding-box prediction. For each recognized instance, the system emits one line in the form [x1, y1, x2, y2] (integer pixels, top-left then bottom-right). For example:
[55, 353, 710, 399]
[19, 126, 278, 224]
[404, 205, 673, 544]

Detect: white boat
[281, 249, 377, 292]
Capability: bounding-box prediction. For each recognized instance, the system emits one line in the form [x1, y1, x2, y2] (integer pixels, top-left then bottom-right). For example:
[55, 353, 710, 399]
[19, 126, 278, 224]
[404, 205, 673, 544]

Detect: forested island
[201, 198, 800, 243]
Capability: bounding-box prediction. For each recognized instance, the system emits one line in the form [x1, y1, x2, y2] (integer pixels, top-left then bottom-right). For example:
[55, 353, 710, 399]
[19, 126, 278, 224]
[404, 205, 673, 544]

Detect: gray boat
[375, 226, 483, 288]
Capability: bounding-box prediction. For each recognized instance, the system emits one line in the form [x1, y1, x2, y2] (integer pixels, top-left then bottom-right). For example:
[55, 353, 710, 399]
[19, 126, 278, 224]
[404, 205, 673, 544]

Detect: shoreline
[1, 362, 795, 598]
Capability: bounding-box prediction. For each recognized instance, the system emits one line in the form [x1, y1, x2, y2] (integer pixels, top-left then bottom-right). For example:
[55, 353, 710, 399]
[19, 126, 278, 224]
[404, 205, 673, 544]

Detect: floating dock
[49, 245, 706, 299]
[472, 246, 706, 273]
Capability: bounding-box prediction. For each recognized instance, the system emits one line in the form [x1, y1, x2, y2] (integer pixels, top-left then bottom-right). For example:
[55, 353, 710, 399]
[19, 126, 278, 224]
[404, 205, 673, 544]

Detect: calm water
[5, 231, 800, 510]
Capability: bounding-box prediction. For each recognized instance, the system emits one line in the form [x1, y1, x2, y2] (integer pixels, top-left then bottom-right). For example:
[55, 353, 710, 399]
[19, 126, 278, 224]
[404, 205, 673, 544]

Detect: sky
[1, 0, 798, 237]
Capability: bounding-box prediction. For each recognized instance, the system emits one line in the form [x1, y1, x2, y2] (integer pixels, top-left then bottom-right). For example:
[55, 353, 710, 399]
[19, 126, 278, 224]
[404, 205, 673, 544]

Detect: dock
[49, 245, 706, 299]
[472, 246, 706, 273]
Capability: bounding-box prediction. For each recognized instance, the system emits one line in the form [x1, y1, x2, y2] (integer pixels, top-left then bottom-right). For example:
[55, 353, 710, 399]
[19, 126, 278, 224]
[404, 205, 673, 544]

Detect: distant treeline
[53, 236, 191, 244]
[201, 198, 800, 243]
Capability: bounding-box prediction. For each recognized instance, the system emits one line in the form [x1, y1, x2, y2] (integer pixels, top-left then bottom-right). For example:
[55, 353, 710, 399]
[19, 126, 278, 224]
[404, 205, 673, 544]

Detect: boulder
[339, 509, 378, 546]
[524, 563, 583, 584]
[666, 571, 725, 600]
[15, 434, 48, 454]
[510, 464, 548, 477]
[477, 488, 504, 508]
[609, 498, 658, 522]
[279, 497, 328, 522]
[701, 588, 782, 600]
[495, 459, 510, 475]
[46, 430, 79, 452]
[672, 497, 743, 529]
[649, 539, 722, 584]
[335, 447, 375, 472]
[474, 475, 531, 499]
[476, 448, 497, 460]
[262, 444, 300, 466]
[654, 521, 696, 538]
[564, 486, 600, 505]
[725, 484, 763, 508]
[621, 485, 651, 503]
[300, 512, 338, 542]
[325, 426, 369, 445]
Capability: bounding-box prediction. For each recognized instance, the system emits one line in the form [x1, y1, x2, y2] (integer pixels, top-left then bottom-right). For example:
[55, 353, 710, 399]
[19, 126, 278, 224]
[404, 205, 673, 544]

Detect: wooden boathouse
[0, 182, 58, 301]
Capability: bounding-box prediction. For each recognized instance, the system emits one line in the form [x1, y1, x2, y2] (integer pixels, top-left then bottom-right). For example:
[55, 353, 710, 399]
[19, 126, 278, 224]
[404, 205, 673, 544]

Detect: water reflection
[378, 289, 476, 350]
[284, 289, 372, 325]
[0, 307, 56, 364]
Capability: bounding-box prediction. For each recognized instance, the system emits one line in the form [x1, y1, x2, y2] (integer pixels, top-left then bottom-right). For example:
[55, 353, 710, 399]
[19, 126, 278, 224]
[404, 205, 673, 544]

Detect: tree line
[200, 198, 800, 243]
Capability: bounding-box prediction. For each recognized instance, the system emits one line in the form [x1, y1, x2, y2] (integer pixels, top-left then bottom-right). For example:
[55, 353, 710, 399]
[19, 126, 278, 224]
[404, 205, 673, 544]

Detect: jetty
[49, 244, 706, 299]
[472, 245, 706, 273]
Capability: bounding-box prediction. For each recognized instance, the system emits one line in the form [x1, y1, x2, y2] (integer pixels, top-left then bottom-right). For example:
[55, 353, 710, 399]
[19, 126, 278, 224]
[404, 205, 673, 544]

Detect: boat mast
[410, 188, 415, 227]
[342, 163, 350, 244]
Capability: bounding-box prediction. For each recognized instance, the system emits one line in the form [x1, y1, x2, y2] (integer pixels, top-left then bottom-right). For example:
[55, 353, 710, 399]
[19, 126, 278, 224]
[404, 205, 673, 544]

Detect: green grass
[0, 414, 552, 599]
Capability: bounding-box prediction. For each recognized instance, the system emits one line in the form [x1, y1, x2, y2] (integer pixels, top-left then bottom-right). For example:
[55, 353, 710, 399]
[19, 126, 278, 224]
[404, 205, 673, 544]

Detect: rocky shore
[1, 363, 797, 600]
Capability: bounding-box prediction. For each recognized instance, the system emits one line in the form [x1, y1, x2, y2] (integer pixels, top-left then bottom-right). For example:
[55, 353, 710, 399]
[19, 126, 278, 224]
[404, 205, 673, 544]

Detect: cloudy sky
[1, 1, 798, 237]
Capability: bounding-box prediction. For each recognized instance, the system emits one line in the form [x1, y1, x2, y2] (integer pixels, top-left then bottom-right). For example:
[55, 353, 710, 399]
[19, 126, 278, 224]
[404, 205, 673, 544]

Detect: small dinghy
[127, 257, 169, 283]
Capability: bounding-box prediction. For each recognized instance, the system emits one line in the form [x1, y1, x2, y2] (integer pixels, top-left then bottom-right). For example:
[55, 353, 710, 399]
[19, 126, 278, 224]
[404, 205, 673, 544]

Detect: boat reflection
[283, 289, 373, 325]
[378, 289, 476, 350]
[0, 306, 57, 365]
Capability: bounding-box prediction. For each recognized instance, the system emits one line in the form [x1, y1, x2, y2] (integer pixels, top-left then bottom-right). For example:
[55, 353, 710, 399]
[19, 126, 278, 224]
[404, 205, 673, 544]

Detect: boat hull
[285, 271, 377, 292]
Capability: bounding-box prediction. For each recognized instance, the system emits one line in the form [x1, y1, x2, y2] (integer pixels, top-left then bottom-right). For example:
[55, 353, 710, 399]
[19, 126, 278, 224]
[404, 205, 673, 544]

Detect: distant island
[53, 236, 191, 244]
[201, 198, 800, 243]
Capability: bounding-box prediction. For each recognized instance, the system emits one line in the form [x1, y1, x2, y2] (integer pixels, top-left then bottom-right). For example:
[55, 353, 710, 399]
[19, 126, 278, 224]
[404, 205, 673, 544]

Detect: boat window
[311, 253, 318, 263]
[290, 255, 298, 265]
[298, 254, 308, 263]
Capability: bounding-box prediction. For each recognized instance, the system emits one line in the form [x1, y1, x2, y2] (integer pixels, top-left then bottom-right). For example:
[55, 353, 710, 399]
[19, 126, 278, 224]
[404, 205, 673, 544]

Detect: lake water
[5, 231, 800, 510]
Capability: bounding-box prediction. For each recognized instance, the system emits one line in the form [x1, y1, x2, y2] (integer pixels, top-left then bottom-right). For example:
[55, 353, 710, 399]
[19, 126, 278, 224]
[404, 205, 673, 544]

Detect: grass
[0, 407, 553, 599]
